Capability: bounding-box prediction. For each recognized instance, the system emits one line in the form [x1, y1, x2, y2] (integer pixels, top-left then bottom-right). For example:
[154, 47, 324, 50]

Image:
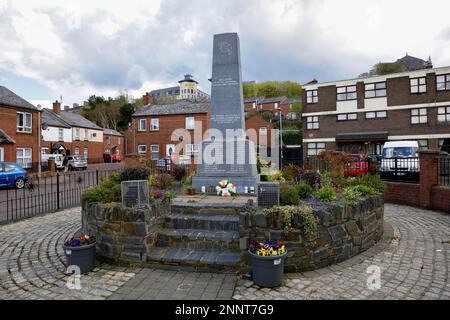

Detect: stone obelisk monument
[192, 33, 258, 194]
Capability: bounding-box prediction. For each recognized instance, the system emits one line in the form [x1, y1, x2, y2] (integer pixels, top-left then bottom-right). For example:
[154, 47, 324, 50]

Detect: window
[186, 144, 199, 156]
[417, 140, 428, 151]
[437, 107, 450, 122]
[411, 108, 427, 124]
[75, 128, 80, 140]
[365, 82, 386, 98]
[252, 102, 256, 109]
[306, 116, 319, 130]
[16, 148, 32, 168]
[185, 117, 195, 130]
[58, 128, 64, 141]
[410, 77, 426, 93]
[83, 147, 88, 158]
[151, 118, 159, 131]
[259, 127, 267, 136]
[74, 147, 80, 155]
[274, 103, 279, 109]
[138, 119, 146, 131]
[337, 85, 357, 101]
[150, 144, 159, 160]
[436, 74, 450, 91]
[41, 147, 49, 155]
[0, 147, 4, 162]
[84, 129, 88, 140]
[337, 113, 357, 121]
[306, 90, 318, 103]
[138, 145, 147, 155]
[307, 143, 325, 156]
[365, 111, 387, 119]
[107, 135, 111, 144]
[16, 112, 32, 133]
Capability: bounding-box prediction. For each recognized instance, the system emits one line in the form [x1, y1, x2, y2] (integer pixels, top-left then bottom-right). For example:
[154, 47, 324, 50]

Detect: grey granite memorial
[192, 33, 259, 194]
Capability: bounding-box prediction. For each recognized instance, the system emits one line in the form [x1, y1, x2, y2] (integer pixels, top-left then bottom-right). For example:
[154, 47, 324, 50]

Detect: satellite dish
[42, 122, 49, 130]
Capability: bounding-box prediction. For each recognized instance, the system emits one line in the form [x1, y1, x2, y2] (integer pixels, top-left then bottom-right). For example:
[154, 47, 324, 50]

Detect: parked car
[66, 155, 88, 171]
[380, 141, 419, 180]
[0, 162, 29, 189]
[344, 153, 369, 177]
[41, 154, 65, 171]
[103, 153, 121, 163]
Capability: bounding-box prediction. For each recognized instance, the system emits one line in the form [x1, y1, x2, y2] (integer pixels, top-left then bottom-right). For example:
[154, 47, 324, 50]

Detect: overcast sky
[0, 0, 449, 108]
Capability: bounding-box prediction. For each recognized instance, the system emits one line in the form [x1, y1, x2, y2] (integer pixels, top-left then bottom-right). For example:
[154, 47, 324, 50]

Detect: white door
[166, 144, 175, 157]
[0, 147, 4, 161]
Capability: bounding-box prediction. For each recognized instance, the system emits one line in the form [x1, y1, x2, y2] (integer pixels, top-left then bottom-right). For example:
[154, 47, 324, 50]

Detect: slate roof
[42, 109, 71, 128]
[149, 86, 180, 96]
[103, 128, 123, 136]
[244, 96, 265, 104]
[397, 55, 429, 71]
[0, 86, 38, 111]
[260, 96, 287, 104]
[283, 97, 302, 104]
[0, 128, 15, 144]
[133, 100, 209, 116]
[59, 111, 103, 130]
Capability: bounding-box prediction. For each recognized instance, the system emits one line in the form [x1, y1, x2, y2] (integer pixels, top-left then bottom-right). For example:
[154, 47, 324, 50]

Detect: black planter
[63, 242, 96, 274]
[248, 250, 287, 288]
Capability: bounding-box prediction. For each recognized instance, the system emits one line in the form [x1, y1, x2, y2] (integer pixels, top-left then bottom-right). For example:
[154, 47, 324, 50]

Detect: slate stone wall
[81, 198, 170, 264]
[241, 194, 384, 272]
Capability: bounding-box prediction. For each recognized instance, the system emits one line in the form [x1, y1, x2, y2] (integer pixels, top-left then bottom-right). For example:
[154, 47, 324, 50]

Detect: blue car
[0, 162, 29, 189]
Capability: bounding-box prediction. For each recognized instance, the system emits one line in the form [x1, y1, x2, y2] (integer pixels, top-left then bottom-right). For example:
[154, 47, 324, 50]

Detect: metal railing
[440, 155, 450, 186]
[0, 168, 122, 224]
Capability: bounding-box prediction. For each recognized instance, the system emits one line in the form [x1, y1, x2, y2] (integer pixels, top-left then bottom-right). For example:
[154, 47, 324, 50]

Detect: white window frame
[259, 127, 268, 136]
[252, 102, 256, 109]
[410, 77, 426, 94]
[185, 117, 195, 130]
[150, 118, 159, 131]
[138, 119, 147, 131]
[151, 144, 159, 160]
[58, 128, 64, 141]
[16, 112, 32, 133]
[75, 128, 80, 140]
[0, 147, 4, 161]
[74, 147, 80, 155]
[365, 111, 387, 119]
[16, 148, 32, 168]
[41, 147, 49, 155]
[84, 129, 88, 141]
[411, 108, 427, 124]
[306, 116, 319, 130]
[185, 144, 199, 156]
[306, 90, 318, 103]
[138, 145, 147, 156]
[337, 113, 357, 121]
[83, 147, 88, 158]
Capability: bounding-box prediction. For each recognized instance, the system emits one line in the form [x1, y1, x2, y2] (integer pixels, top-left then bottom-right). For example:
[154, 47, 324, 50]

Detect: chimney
[143, 93, 153, 105]
[52, 101, 61, 114]
[64, 105, 70, 111]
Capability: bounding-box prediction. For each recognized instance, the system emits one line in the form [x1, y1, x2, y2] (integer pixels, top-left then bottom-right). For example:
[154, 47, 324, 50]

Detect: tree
[243, 81, 302, 99]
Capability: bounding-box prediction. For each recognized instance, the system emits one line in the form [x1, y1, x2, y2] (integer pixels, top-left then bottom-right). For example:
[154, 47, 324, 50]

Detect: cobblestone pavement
[0, 204, 448, 300]
[234, 204, 450, 300]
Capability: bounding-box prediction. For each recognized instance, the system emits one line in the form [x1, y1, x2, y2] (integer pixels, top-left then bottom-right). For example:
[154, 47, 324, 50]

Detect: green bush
[293, 183, 314, 199]
[315, 186, 336, 202]
[260, 175, 269, 182]
[345, 174, 385, 193]
[267, 172, 285, 182]
[83, 173, 121, 203]
[347, 185, 378, 197]
[280, 185, 300, 205]
[340, 188, 362, 205]
[120, 167, 150, 182]
[150, 173, 174, 189]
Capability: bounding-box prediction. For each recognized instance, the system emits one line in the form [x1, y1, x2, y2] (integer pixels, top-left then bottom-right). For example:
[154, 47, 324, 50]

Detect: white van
[380, 141, 419, 176]
[42, 154, 65, 171]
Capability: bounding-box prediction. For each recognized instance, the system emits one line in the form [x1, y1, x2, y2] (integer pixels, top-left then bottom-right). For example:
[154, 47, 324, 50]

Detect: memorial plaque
[193, 33, 259, 193]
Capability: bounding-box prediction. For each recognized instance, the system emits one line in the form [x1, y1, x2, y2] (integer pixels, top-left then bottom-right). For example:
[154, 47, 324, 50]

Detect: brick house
[302, 65, 450, 158]
[128, 100, 210, 167]
[258, 96, 287, 112]
[244, 111, 275, 160]
[244, 96, 264, 111]
[0, 86, 41, 170]
[41, 108, 72, 156]
[103, 128, 124, 157]
[50, 101, 104, 163]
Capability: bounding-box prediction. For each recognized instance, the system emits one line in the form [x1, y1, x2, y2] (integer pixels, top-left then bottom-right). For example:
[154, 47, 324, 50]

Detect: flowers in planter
[216, 179, 236, 197]
[64, 234, 96, 247]
[249, 240, 286, 256]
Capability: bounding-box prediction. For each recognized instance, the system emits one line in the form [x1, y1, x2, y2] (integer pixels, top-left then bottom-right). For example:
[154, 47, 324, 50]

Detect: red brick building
[244, 111, 275, 158]
[0, 86, 41, 170]
[103, 128, 124, 158]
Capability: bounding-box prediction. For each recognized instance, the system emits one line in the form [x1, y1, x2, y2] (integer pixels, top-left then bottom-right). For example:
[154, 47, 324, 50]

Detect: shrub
[164, 191, 176, 201]
[120, 167, 150, 182]
[297, 172, 321, 189]
[83, 173, 121, 203]
[315, 186, 336, 202]
[171, 165, 188, 181]
[267, 171, 285, 182]
[280, 185, 300, 205]
[150, 173, 174, 190]
[293, 183, 314, 199]
[345, 185, 378, 197]
[263, 205, 317, 241]
[339, 187, 362, 205]
[346, 174, 385, 193]
[260, 175, 269, 182]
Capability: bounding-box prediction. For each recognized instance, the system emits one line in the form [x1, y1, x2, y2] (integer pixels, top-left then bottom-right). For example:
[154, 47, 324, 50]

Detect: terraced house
[0, 86, 41, 170]
[302, 64, 450, 158]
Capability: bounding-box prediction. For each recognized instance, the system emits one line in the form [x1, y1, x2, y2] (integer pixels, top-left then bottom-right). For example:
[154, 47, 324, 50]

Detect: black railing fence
[0, 168, 122, 225]
[440, 155, 450, 187]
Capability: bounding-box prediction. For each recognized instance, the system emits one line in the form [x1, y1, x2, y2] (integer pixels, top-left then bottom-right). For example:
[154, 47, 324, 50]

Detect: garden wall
[384, 182, 420, 207]
[243, 195, 384, 272]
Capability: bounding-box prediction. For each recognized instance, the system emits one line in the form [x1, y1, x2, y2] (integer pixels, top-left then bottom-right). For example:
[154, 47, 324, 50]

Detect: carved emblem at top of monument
[218, 41, 232, 56]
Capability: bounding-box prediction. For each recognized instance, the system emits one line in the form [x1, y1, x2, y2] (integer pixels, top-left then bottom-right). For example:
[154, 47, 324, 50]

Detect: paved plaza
[0, 204, 448, 300]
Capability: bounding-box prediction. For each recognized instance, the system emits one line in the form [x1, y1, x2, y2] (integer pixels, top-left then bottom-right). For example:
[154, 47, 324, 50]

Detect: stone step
[147, 247, 241, 269]
[156, 229, 240, 251]
[171, 202, 243, 216]
[164, 213, 239, 231]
